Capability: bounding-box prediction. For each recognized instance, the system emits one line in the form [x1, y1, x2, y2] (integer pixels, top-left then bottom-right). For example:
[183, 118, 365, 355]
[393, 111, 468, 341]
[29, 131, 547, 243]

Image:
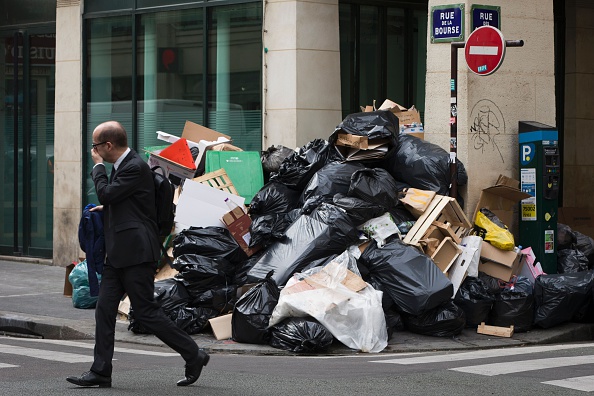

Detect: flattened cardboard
[208, 313, 232, 340]
[335, 132, 369, 149]
[473, 175, 531, 231]
[64, 263, 75, 297]
[478, 240, 521, 282]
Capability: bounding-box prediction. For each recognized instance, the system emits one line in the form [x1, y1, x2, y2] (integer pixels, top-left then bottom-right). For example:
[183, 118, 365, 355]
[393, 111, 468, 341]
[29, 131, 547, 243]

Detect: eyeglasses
[92, 141, 108, 149]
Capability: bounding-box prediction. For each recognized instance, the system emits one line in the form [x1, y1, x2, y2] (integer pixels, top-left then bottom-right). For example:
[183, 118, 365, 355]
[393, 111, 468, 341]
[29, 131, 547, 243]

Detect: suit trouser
[91, 262, 199, 376]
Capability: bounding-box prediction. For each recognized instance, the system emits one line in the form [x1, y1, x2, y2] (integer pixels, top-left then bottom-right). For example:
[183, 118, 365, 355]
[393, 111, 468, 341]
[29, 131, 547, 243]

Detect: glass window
[85, 16, 133, 203]
[137, 9, 204, 150]
[208, 3, 262, 151]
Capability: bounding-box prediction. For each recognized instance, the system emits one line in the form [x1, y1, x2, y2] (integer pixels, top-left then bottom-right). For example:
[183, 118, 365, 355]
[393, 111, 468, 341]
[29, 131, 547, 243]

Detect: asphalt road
[2, 336, 594, 396]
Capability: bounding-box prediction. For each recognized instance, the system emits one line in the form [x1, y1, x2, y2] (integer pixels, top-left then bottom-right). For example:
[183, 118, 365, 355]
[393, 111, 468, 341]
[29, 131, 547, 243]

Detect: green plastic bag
[68, 260, 101, 309]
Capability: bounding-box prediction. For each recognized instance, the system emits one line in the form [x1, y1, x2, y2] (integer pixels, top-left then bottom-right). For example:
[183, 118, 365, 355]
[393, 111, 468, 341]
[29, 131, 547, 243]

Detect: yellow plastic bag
[474, 209, 515, 251]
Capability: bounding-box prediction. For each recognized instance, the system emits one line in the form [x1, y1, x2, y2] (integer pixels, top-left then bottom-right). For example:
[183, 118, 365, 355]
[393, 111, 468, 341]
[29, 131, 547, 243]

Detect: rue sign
[464, 25, 506, 76]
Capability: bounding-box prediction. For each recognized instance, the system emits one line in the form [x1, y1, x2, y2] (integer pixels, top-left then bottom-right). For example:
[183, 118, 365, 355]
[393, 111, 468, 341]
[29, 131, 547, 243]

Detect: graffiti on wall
[470, 99, 505, 163]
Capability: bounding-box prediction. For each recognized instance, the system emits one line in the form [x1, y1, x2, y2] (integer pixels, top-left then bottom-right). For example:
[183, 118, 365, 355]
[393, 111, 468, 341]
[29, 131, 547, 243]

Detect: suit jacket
[91, 149, 160, 267]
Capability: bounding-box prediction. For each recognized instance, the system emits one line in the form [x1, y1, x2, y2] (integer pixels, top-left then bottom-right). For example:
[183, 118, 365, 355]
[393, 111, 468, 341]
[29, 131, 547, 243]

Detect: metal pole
[448, 39, 524, 199]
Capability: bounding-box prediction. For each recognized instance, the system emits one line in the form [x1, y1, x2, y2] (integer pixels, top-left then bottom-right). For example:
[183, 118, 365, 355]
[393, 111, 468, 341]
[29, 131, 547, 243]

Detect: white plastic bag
[269, 250, 387, 353]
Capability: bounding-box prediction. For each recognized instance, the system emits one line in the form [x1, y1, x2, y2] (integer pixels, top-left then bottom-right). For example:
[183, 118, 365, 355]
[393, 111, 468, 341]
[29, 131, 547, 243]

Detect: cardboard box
[221, 206, 261, 257]
[208, 313, 232, 340]
[478, 240, 522, 282]
[335, 132, 370, 149]
[378, 99, 422, 126]
[519, 246, 545, 284]
[63, 263, 75, 297]
[558, 207, 594, 238]
[149, 120, 231, 180]
[473, 175, 532, 232]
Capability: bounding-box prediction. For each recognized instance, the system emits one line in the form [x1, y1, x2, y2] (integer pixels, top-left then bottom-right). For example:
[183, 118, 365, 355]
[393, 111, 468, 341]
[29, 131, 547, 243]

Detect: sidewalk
[1, 259, 593, 355]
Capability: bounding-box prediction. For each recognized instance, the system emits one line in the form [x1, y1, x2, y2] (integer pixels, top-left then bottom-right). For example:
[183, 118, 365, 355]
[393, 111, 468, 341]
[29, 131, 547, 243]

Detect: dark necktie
[110, 166, 116, 183]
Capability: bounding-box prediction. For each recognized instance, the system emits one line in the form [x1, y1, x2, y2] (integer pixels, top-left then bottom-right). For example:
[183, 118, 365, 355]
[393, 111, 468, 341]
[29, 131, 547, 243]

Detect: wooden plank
[477, 322, 514, 338]
[192, 169, 239, 195]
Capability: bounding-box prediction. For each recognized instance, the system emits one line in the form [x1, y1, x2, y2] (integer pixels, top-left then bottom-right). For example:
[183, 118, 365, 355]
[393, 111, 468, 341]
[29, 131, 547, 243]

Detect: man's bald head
[94, 121, 128, 149]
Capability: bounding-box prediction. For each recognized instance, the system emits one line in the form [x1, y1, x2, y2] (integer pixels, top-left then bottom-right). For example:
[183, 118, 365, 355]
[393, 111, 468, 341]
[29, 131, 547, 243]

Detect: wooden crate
[404, 195, 472, 246]
[192, 169, 239, 196]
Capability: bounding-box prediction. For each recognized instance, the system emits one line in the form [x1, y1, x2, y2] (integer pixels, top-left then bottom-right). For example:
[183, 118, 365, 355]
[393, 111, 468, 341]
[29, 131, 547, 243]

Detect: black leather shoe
[66, 371, 112, 388]
[177, 349, 210, 386]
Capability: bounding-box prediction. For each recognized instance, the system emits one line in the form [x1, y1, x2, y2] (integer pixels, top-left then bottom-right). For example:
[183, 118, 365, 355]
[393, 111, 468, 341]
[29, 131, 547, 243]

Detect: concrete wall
[425, 0, 556, 227]
[263, 0, 343, 150]
[564, 0, 594, 210]
[53, 0, 83, 266]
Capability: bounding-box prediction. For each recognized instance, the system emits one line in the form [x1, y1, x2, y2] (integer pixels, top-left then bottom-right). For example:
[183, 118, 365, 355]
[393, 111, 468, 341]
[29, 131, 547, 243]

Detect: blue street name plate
[471, 5, 501, 30]
[431, 4, 464, 43]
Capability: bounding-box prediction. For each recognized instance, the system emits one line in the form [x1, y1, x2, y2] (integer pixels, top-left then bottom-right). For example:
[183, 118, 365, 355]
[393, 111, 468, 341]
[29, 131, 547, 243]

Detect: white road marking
[469, 46, 499, 55]
[370, 343, 594, 365]
[451, 355, 594, 376]
[543, 375, 594, 392]
[0, 344, 94, 363]
[0, 363, 19, 368]
[0, 337, 178, 357]
[0, 292, 62, 298]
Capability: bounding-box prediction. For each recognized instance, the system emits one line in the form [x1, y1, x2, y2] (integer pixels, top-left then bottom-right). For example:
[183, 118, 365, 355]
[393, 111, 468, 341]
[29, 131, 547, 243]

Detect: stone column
[425, 0, 556, 226]
[53, 0, 83, 266]
[263, 0, 343, 149]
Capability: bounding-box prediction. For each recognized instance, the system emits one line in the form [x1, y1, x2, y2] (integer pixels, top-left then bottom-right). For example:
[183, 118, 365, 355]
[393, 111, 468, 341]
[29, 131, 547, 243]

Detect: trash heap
[117, 103, 594, 354]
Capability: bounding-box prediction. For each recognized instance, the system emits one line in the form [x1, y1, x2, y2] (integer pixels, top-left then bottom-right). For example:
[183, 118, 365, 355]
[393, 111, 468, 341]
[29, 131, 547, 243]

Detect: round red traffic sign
[465, 26, 506, 76]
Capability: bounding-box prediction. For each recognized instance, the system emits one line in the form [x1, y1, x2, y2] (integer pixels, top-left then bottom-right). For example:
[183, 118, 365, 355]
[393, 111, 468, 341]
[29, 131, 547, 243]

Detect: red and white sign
[464, 26, 506, 76]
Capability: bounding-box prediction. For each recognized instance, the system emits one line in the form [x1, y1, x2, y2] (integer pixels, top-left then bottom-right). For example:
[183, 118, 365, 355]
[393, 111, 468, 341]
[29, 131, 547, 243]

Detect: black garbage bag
[246, 203, 359, 286]
[534, 271, 594, 328]
[383, 134, 468, 202]
[348, 168, 400, 211]
[574, 231, 594, 267]
[172, 227, 247, 264]
[269, 317, 334, 353]
[329, 110, 399, 163]
[454, 276, 496, 328]
[358, 237, 454, 316]
[557, 223, 577, 250]
[249, 209, 301, 249]
[189, 284, 238, 314]
[170, 306, 219, 335]
[478, 272, 504, 295]
[154, 277, 191, 314]
[232, 271, 280, 344]
[261, 145, 295, 182]
[488, 276, 534, 332]
[384, 306, 405, 339]
[233, 250, 266, 286]
[402, 301, 466, 337]
[332, 193, 385, 226]
[248, 181, 302, 217]
[270, 139, 338, 191]
[300, 161, 365, 205]
[173, 254, 235, 296]
[557, 249, 590, 273]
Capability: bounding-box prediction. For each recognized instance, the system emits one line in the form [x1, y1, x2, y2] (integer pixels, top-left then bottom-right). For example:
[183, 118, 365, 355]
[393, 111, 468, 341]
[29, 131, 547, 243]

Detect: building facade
[0, 0, 591, 265]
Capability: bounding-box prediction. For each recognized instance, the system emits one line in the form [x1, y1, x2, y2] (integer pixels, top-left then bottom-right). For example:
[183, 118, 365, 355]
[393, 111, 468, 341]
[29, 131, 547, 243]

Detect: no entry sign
[464, 26, 506, 76]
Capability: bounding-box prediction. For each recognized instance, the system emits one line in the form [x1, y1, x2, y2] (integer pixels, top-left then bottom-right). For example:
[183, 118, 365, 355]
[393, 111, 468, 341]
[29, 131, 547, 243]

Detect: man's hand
[89, 205, 103, 212]
[91, 148, 103, 165]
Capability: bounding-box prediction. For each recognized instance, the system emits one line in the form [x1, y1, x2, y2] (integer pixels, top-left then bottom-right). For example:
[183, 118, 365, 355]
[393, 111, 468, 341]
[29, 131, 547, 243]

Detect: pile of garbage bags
[123, 109, 594, 353]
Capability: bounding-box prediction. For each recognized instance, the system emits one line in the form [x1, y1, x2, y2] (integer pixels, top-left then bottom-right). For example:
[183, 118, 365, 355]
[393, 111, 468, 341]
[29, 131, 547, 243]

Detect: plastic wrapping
[173, 254, 235, 296]
[248, 209, 301, 248]
[488, 276, 534, 332]
[269, 317, 334, 353]
[69, 260, 101, 309]
[382, 134, 467, 204]
[172, 227, 247, 264]
[557, 223, 577, 250]
[189, 284, 238, 314]
[332, 193, 385, 226]
[358, 237, 454, 316]
[574, 231, 594, 267]
[300, 161, 365, 205]
[557, 249, 589, 273]
[474, 208, 515, 251]
[269, 251, 387, 353]
[232, 271, 280, 344]
[329, 110, 399, 163]
[248, 181, 302, 217]
[261, 145, 295, 181]
[402, 301, 466, 337]
[348, 168, 400, 211]
[153, 277, 191, 314]
[534, 271, 594, 328]
[453, 276, 495, 328]
[270, 139, 337, 191]
[246, 203, 360, 286]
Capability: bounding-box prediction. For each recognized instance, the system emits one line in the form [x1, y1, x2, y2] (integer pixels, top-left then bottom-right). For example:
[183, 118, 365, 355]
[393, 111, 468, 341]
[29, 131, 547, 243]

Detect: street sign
[464, 25, 506, 76]
[431, 4, 464, 43]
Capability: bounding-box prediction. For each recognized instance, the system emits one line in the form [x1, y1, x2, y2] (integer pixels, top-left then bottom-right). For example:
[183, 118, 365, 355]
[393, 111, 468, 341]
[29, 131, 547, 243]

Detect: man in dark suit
[67, 121, 209, 388]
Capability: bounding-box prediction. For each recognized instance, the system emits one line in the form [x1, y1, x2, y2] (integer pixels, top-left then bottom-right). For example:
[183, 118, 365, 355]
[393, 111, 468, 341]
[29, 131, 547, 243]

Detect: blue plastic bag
[68, 260, 101, 309]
